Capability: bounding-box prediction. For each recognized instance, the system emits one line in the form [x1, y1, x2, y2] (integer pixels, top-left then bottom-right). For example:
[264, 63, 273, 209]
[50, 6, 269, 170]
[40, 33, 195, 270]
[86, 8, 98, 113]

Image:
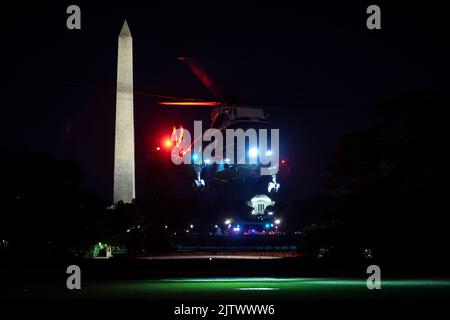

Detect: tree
[323, 93, 450, 262]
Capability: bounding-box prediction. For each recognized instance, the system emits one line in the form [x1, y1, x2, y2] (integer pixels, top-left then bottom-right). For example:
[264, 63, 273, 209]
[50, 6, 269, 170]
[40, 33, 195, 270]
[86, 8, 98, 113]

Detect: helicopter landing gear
[193, 166, 205, 191]
[268, 174, 280, 193]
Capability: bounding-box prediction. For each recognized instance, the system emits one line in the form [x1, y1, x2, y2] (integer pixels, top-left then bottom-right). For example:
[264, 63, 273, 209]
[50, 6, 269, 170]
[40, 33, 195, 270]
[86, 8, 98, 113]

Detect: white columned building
[247, 195, 275, 215]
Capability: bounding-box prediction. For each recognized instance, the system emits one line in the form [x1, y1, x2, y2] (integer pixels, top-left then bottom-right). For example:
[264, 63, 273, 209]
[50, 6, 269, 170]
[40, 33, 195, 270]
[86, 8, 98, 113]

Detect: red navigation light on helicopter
[163, 138, 173, 149]
[159, 126, 184, 153]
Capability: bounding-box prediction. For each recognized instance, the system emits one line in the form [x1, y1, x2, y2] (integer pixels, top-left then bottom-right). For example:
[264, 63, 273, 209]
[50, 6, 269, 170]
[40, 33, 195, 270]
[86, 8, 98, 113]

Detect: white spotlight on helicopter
[249, 147, 258, 158]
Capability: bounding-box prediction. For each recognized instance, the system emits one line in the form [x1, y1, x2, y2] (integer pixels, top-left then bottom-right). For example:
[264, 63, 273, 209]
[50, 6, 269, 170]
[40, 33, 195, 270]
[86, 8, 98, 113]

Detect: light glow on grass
[237, 288, 280, 291]
[20, 277, 450, 300]
[161, 277, 309, 282]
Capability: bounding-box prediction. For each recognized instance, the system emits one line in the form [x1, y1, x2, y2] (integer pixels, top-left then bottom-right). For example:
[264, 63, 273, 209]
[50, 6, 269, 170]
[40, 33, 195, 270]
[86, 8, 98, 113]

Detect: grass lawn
[15, 277, 450, 300]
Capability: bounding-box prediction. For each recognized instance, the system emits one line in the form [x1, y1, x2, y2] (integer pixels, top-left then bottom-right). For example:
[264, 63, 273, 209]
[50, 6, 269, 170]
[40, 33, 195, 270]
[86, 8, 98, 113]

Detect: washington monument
[113, 20, 135, 203]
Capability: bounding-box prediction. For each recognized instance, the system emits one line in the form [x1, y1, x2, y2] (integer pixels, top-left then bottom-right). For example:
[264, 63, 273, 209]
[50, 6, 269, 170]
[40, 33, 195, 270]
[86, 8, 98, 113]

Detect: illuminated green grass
[50, 278, 450, 300]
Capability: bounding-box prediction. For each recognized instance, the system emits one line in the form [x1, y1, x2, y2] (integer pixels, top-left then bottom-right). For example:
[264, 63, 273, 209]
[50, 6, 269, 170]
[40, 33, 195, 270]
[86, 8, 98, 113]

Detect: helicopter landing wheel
[193, 178, 205, 191]
[268, 174, 280, 193]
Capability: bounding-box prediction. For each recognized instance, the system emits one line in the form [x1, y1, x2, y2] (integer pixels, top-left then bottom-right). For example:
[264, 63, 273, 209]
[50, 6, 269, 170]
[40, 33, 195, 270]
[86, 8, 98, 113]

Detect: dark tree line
[0, 149, 110, 258]
[288, 93, 450, 262]
[0, 149, 195, 258]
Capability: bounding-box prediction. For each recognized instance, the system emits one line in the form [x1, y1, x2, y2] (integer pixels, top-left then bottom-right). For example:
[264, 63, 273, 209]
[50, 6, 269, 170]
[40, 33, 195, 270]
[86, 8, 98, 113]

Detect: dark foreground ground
[7, 277, 450, 301]
[2, 256, 450, 318]
[3, 255, 450, 298]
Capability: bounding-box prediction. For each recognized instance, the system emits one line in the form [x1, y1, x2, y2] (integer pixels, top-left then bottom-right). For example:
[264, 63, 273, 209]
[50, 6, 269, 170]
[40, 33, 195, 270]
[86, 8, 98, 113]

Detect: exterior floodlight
[275, 219, 281, 225]
[225, 219, 231, 225]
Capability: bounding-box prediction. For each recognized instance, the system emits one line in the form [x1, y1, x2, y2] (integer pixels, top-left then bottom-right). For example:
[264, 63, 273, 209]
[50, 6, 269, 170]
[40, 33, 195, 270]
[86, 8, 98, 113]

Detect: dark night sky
[4, 1, 450, 205]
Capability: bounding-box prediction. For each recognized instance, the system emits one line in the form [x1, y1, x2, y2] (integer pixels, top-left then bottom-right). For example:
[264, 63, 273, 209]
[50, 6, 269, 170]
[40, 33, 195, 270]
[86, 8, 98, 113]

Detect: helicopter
[156, 57, 282, 193]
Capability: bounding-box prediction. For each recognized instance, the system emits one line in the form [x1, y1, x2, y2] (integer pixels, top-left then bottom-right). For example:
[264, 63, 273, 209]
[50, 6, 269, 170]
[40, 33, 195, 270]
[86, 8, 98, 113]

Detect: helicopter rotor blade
[178, 57, 224, 99]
